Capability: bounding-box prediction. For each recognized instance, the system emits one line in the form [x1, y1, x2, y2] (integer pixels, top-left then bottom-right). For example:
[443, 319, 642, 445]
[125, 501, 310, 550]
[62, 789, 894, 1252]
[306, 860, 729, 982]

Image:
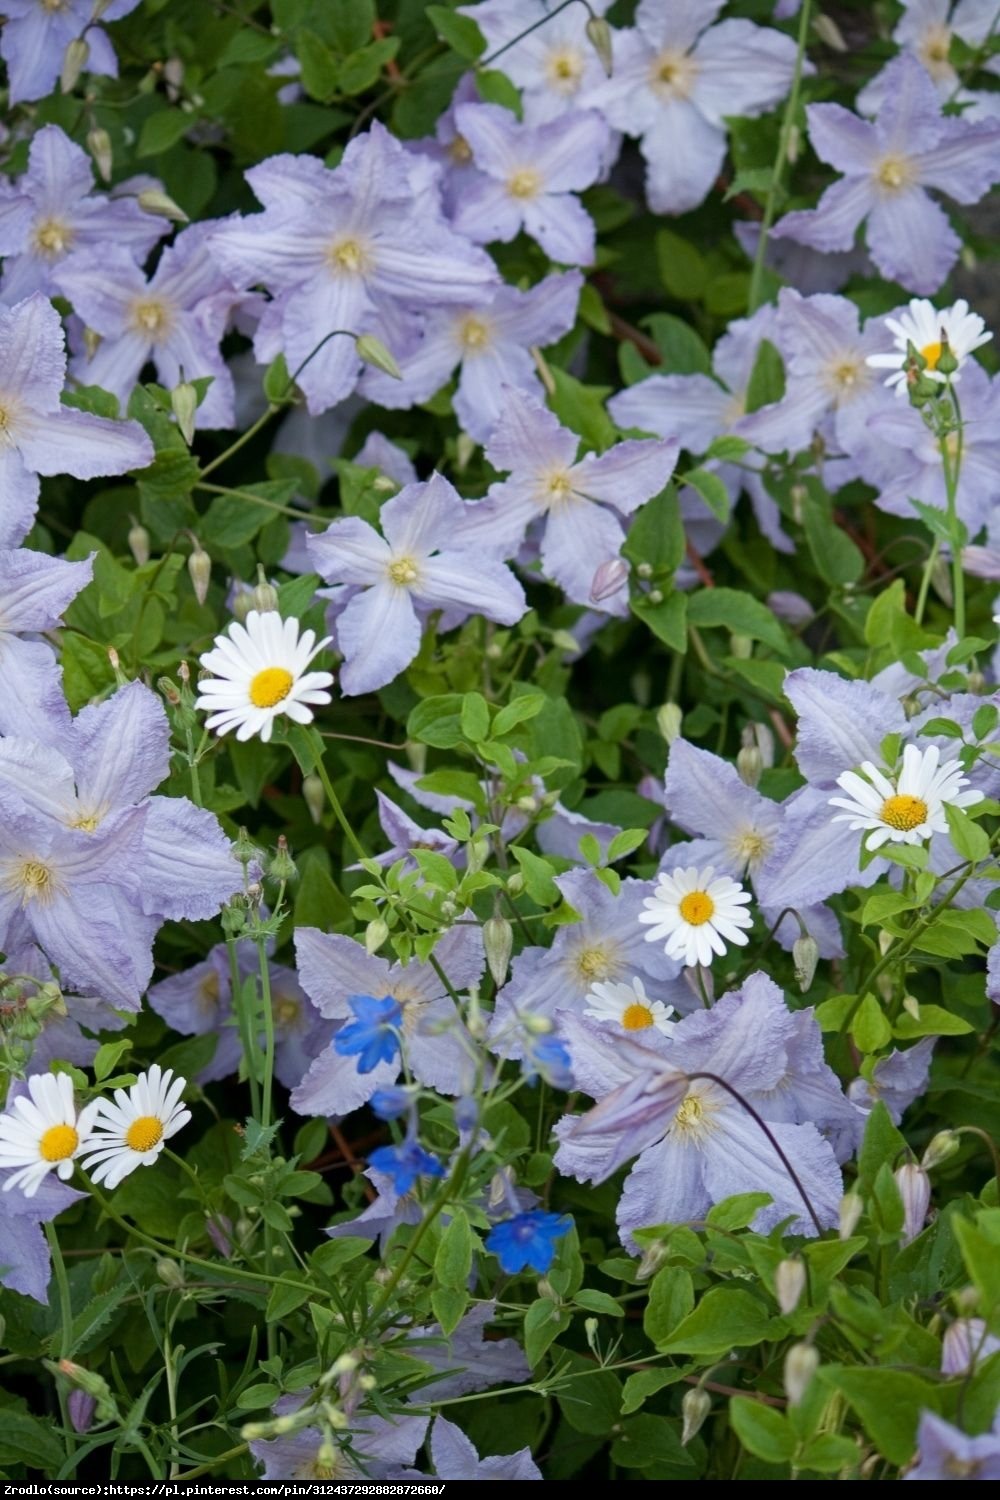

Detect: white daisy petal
[195, 609, 335, 744]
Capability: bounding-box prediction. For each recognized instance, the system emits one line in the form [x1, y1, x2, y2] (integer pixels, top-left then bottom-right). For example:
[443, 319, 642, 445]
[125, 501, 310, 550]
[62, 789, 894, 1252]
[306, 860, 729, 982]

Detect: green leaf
[92, 1039, 132, 1082]
[296, 29, 340, 99]
[523, 1297, 571, 1366]
[493, 692, 546, 736]
[426, 3, 486, 58]
[431, 1284, 469, 1336]
[623, 483, 684, 576]
[574, 1288, 625, 1317]
[265, 1276, 311, 1321]
[799, 1433, 861, 1474]
[655, 228, 708, 301]
[67, 1284, 129, 1357]
[309, 1237, 373, 1274]
[339, 37, 400, 94]
[802, 487, 865, 587]
[511, 846, 559, 905]
[643, 313, 712, 376]
[621, 1369, 688, 1415]
[407, 693, 466, 748]
[944, 802, 991, 862]
[202, 481, 298, 547]
[683, 466, 731, 522]
[606, 828, 648, 861]
[324, 0, 374, 52]
[851, 992, 892, 1053]
[893, 1004, 974, 1038]
[656, 1287, 774, 1357]
[643, 1265, 694, 1345]
[461, 690, 491, 742]
[730, 1396, 796, 1465]
[235, 1381, 282, 1410]
[706, 1191, 774, 1230]
[632, 590, 687, 651]
[706, 434, 751, 462]
[610, 1413, 697, 1472]
[973, 702, 999, 740]
[435, 1211, 474, 1290]
[548, 367, 615, 451]
[954, 1215, 1000, 1313]
[818, 1367, 939, 1464]
[857, 1101, 907, 1197]
[0, 1410, 66, 1472]
[743, 338, 785, 413]
[137, 108, 192, 157]
[687, 587, 788, 653]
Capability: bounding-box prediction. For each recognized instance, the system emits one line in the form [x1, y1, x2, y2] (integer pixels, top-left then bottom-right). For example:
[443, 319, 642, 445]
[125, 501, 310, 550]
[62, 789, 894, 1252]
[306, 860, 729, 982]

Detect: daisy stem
[227, 937, 262, 1121]
[748, 0, 813, 314]
[309, 740, 369, 865]
[43, 1220, 77, 1459]
[914, 537, 941, 626]
[256, 937, 279, 1362]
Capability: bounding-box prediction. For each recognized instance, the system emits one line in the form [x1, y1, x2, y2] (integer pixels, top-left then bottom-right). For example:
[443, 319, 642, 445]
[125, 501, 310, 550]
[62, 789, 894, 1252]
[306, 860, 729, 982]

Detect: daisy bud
[922, 1130, 960, 1171]
[839, 1190, 863, 1239]
[789, 484, 807, 524]
[187, 542, 212, 604]
[128, 517, 151, 567]
[775, 1258, 807, 1315]
[681, 1387, 711, 1445]
[793, 934, 819, 993]
[813, 13, 848, 51]
[636, 1241, 668, 1281]
[158, 676, 181, 707]
[61, 37, 89, 93]
[784, 1342, 819, 1406]
[585, 15, 614, 75]
[936, 338, 959, 377]
[87, 126, 113, 181]
[163, 55, 185, 99]
[355, 333, 401, 380]
[268, 835, 297, 882]
[365, 917, 389, 955]
[657, 702, 683, 744]
[896, 1163, 931, 1245]
[483, 915, 513, 986]
[250, 567, 279, 614]
[137, 188, 190, 224]
[156, 1257, 185, 1289]
[303, 772, 325, 824]
[171, 380, 199, 445]
[590, 557, 629, 603]
[68, 1389, 96, 1434]
[737, 742, 763, 787]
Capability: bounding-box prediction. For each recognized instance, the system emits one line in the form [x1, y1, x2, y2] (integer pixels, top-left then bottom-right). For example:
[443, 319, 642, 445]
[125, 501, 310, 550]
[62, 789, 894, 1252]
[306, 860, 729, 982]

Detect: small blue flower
[523, 1035, 574, 1090]
[370, 1086, 412, 1121]
[333, 994, 402, 1074]
[369, 1140, 445, 1195]
[485, 1210, 573, 1274]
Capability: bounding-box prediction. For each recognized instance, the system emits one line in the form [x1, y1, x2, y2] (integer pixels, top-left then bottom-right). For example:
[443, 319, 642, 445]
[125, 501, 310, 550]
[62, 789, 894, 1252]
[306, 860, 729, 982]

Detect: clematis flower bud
[896, 1163, 931, 1245]
[784, 1342, 819, 1406]
[206, 1214, 233, 1258]
[585, 15, 613, 75]
[681, 1387, 711, 1445]
[355, 333, 401, 380]
[137, 188, 189, 223]
[87, 127, 113, 181]
[187, 542, 211, 604]
[171, 380, 199, 444]
[922, 1130, 960, 1171]
[737, 742, 762, 787]
[590, 557, 628, 603]
[839, 1190, 863, 1240]
[813, 13, 848, 50]
[657, 702, 683, 744]
[61, 37, 89, 93]
[250, 566, 279, 614]
[303, 773, 325, 825]
[483, 915, 514, 986]
[775, 1258, 807, 1316]
[793, 934, 819, 993]
[128, 518, 150, 567]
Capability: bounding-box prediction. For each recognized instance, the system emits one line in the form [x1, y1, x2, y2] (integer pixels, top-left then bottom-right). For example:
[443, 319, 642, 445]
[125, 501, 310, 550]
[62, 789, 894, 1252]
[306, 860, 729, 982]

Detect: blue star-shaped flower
[485, 1210, 573, 1274]
[333, 994, 403, 1074]
[368, 1140, 445, 1195]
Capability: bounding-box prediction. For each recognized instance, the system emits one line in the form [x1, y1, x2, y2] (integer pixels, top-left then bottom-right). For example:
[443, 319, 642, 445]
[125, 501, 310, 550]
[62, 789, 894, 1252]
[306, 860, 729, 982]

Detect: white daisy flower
[638, 866, 754, 968]
[80, 1065, 190, 1189]
[584, 976, 677, 1036]
[829, 742, 983, 851]
[195, 609, 334, 743]
[0, 1072, 100, 1197]
[866, 298, 992, 394]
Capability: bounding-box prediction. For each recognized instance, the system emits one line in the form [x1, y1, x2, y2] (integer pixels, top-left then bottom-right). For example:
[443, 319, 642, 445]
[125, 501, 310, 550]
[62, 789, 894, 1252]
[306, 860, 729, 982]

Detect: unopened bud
[784, 1342, 819, 1406]
[516, 794, 538, 813]
[206, 1214, 233, 1258]
[188, 542, 211, 604]
[584, 1316, 601, 1354]
[171, 380, 199, 444]
[552, 629, 580, 655]
[355, 333, 401, 380]
[268, 834, 297, 882]
[931, 553, 954, 606]
[636, 561, 653, 579]
[839, 1190, 863, 1240]
[657, 703, 683, 744]
[789, 483, 807, 524]
[156, 1257, 185, 1288]
[591, 557, 629, 603]
[250, 566, 279, 614]
[681, 1386, 711, 1445]
[61, 37, 89, 93]
[936, 339, 959, 377]
[922, 1130, 960, 1171]
[158, 675, 181, 707]
[775, 1258, 806, 1316]
[585, 14, 613, 75]
[506, 872, 524, 896]
[729, 632, 753, 659]
[895, 1162, 931, 1246]
[68, 1389, 96, 1434]
[737, 743, 763, 787]
[87, 126, 113, 181]
[128, 517, 150, 567]
[232, 588, 253, 623]
[483, 915, 513, 986]
[137, 188, 189, 223]
[455, 432, 477, 472]
[902, 994, 921, 1021]
[365, 917, 389, 955]
[785, 122, 801, 164]
[793, 934, 819, 993]
[303, 772, 325, 825]
[813, 12, 848, 50]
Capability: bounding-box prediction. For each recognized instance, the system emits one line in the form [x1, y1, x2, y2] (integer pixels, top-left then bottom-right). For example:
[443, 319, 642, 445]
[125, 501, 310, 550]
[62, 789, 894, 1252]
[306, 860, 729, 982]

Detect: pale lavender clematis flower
[251, 1410, 428, 1482]
[409, 73, 482, 218]
[489, 868, 690, 1059]
[360, 270, 581, 443]
[847, 1037, 935, 1121]
[0, 0, 142, 105]
[0, 293, 153, 536]
[0, 681, 239, 1006]
[857, 0, 1000, 122]
[467, 388, 678, 615]
[0, 541, 92, 740]
[308, 473, 526, 695]
[771, 54, 1000, 295]
[554, 973, 844, 1251]
[404, 1300, 531, 1400]
[0, 125, 165, 304]
[737, 290, 892, 459]
[352, 432, 417, 488]
[148, 948, 243, 1084]
[0, 1169, 86, 1302]
[941, 1318, 1000, 1375]
[457, 0, 616, 126]
[395, 1418, 542, 1482]
[325, 1167, 423, 1251]
[591, 0, 803, 214]
[210, 123, 498, 415]
[289, 925, 485, 1117]
[54, 224, 248, 429]
[733, 220, 873, 295]
[905, 1411, 1000, 1480]
[609, 303, 792, 553]
[352, 790, 460, 873]
[451, 103, 609, 265]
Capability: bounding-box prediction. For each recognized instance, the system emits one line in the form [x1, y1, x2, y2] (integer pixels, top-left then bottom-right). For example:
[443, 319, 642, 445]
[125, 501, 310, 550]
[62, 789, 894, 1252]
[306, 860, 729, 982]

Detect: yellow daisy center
[880, 793, 928, 832]
[40, 1123, 79, 1162]
[388, 557, 419, 586]
[578, 945, 613, 981]
[679, 891, 714, 926]
[876, 155, 912, 192]
[508, 167, 542, 199]
[921, 341, 943, 370]
[249, 666, 294, 708]
[130, 298, 171, 338]
[126, 1116, 164, 1152]
[622, 1002, 654, 1031]
[33, 217, 74, 257]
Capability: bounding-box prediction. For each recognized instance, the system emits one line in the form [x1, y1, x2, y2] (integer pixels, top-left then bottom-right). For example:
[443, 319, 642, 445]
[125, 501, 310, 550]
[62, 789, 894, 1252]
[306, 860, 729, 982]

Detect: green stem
[44, 1221, 77, 1459]
[914, 537, 940, 625]
[199, 404, 281, 480]
[309, 740, 369, 864]
[193, 480, 315, 521]
[748, 0, 813, 313]
[942, 386, 966, 641]
[227, 937, 261, 1121]
[256, 936, 278, 1361]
